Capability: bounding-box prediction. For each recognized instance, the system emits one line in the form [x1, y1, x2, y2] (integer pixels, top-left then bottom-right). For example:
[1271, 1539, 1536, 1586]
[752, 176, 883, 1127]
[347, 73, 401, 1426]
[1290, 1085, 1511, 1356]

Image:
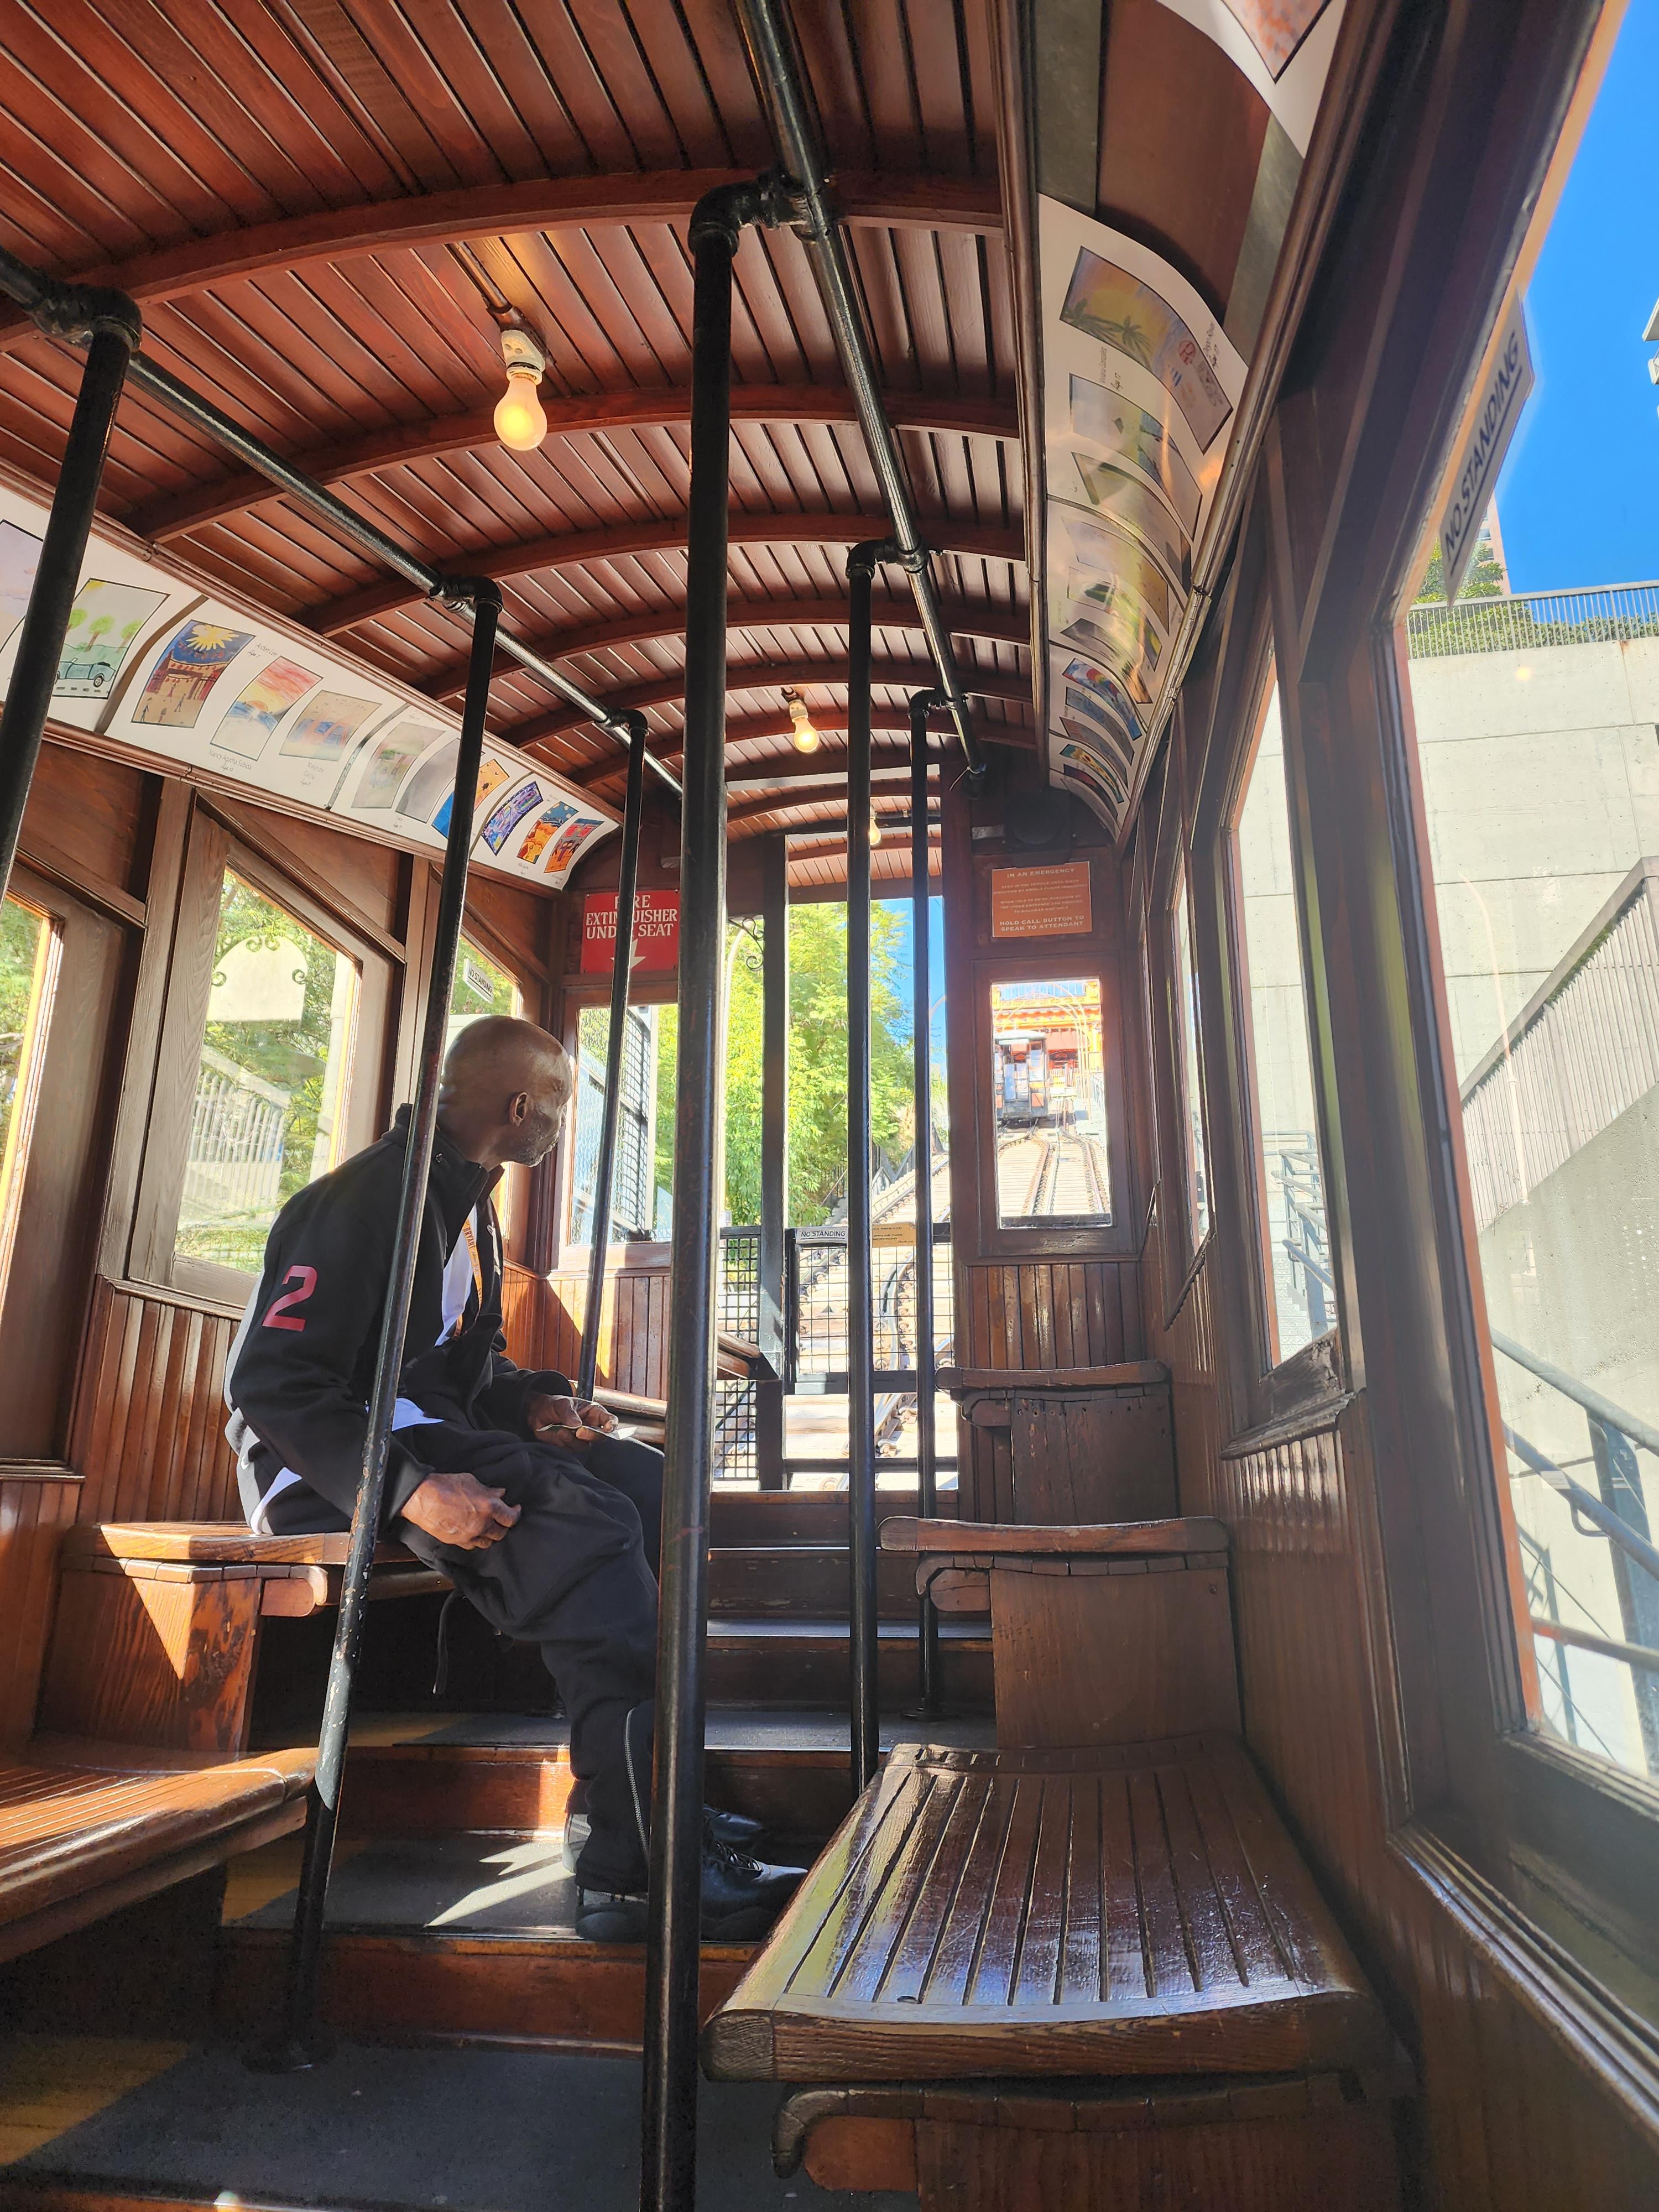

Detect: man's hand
[527, 1392, 620, 1452]
[401, 1471, 520, 1550]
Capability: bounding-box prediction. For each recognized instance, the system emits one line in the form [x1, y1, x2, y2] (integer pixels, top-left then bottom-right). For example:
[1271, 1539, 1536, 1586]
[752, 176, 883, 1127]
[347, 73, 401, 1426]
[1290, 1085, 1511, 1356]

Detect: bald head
[439, 1015, 573, 1170]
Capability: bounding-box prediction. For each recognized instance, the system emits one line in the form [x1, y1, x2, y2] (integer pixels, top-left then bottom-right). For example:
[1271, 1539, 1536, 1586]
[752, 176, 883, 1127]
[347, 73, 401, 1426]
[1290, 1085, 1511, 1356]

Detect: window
[174, 869, 360, 1274]
[1232, 685, 1333, 1364]
[1171, 866, 1210, 1250]
[1395, 9, 1659, 1785]
[990, 976, 1112, 1228]
[0, 893, 60, 1300]
[572, 1000, 676, 1243]
[448, 938, 520, 1053]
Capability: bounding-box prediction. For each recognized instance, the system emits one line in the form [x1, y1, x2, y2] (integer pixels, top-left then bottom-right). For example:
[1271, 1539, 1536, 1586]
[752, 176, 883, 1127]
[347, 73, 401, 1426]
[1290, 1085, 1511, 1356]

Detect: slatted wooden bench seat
[38, 1525, 450, 1760]
[703, 1736, 1405, 2209]
[0, 1738, 313, 1965]
[881, 1517, 1241, 1745]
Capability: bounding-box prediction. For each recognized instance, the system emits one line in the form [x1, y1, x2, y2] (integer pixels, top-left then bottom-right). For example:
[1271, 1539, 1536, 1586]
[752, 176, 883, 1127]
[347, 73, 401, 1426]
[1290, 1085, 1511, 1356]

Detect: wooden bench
[0, 1738, 312, 1966]
[882, 1517, 1241, 1745]
[703, 1736, 1405, 2209]
[38, 1525, 450, 1759]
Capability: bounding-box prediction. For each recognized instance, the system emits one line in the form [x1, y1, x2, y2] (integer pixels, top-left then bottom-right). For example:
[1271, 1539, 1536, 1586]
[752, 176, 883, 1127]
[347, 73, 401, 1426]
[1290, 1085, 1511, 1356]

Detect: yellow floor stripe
[0, 2033, 189, 2163]
[221, 1834, 371, 1923]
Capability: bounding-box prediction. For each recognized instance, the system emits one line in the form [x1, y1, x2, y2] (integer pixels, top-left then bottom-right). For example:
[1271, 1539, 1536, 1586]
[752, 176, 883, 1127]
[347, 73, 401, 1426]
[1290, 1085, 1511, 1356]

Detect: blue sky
[1495, 0, 1659, 591]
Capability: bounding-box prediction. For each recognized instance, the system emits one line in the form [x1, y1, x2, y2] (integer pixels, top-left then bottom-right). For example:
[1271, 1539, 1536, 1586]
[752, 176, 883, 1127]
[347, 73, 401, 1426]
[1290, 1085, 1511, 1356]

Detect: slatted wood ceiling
[0, 0, 1030, 875]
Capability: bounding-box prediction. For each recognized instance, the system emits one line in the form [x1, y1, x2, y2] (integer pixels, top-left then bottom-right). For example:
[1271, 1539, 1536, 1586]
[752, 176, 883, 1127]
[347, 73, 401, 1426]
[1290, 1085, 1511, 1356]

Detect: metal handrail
[731, 0, 984, 780]
[1406, 581, 1659, 658]
[1492, 1331, 1659, 1462]
[1501, 1423, 1659, 1584]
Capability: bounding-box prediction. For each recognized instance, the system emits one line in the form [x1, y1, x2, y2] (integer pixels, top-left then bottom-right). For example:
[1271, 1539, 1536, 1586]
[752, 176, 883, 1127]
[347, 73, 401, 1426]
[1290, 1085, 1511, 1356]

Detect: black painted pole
[846, 539, 896, 1793]
[251, 582, 503, 2072]
[0, 279, 138, 905]
[641, 178, 766, 2212]
[909, 689, 943, 1715]
[757, 832, 790, 1489]
[578, 710, 651, 1404]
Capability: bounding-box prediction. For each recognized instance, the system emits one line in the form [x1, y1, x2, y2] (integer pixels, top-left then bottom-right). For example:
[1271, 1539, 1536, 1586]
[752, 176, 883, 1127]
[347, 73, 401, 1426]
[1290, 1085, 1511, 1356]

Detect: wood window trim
[128, 805, 393, 1306]
[1251, 0, 1658, 2025]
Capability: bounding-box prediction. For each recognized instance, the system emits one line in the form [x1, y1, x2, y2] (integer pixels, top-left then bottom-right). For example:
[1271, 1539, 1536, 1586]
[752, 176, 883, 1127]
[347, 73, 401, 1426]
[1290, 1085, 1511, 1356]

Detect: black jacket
[227, 1107, 571, 1525]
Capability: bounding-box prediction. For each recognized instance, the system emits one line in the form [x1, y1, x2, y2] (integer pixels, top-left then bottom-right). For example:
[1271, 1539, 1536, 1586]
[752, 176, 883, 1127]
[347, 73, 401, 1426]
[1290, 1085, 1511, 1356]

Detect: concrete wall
[1408, 636, 1659, 1079]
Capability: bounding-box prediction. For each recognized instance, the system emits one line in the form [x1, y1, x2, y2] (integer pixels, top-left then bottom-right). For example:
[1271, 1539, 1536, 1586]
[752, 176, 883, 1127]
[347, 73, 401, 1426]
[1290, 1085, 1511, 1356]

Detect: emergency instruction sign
[581, 889, 680, 973]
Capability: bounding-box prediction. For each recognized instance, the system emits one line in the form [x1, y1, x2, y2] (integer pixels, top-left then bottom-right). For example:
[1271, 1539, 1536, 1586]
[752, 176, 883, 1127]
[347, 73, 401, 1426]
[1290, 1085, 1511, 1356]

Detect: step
[708, 1485, 956, 1546]
[705, 1616, 992, 1710]
[707, 1543, 929, 1619]
[336, 1708, 998, 1840]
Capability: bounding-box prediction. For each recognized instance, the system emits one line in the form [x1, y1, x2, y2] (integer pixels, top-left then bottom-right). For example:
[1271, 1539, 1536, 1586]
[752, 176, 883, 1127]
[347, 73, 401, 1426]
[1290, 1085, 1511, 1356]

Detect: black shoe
[562, 1801, 768, 1876]
[574, 1821, 805, 1943]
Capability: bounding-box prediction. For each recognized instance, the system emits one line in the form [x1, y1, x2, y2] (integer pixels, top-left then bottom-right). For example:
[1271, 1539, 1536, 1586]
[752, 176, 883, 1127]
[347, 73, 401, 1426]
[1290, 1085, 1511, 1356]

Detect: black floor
[9, 2042, 914, 2209]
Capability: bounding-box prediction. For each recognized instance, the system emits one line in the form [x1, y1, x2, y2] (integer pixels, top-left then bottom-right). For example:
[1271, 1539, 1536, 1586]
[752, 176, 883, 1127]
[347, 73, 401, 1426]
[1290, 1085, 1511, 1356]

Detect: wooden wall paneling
[0, 1477, 80, 1745]
[0, 862, 137, 1459]
[211, 794, 407, 948]
[69, 1281, 239, 1527]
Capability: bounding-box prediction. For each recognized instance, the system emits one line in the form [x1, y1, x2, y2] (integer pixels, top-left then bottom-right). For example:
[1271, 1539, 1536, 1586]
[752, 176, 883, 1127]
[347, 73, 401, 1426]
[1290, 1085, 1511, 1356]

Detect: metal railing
[1406, 581, 1659, 659]
[1266, 1131, 1332, 1339]
[1496, 1330, 1659, 1772]
[1459, 860, 1659, 1233]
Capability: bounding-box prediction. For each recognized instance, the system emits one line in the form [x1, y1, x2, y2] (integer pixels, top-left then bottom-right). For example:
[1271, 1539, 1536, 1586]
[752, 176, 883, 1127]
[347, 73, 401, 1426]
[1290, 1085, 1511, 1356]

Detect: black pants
[267, 1426, 664, 1887]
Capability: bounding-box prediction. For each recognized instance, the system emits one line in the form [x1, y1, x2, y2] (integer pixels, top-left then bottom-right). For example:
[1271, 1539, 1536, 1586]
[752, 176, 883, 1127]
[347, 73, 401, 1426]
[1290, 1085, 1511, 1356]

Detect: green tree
[1415, 533, 1506, 603]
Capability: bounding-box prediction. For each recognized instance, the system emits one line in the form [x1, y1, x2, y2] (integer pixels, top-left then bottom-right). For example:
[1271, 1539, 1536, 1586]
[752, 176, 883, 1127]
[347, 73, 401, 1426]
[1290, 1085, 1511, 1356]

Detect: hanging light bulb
[494, 324, 549, 453]
[782, 687, 819, 753]
[868, 808, 883, 847]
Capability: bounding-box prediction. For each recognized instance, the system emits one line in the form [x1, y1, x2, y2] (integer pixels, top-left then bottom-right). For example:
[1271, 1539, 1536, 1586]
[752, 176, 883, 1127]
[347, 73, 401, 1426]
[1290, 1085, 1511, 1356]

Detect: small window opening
[990, 975, 1113, 1228]
[0, 894, 61, 1301]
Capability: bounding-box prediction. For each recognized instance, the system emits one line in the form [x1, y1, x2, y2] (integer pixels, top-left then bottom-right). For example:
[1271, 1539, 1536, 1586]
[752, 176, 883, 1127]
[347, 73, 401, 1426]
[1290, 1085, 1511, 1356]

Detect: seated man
[225, 1013, 800, 1942]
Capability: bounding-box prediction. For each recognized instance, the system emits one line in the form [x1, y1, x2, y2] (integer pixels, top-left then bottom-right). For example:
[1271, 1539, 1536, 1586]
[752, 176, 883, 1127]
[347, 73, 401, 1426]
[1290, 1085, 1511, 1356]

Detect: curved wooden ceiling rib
[508, 654, 1031, 753]
[581, 707, 1020, 791]
[0, 170, 1003, 359]
[310, 514, 1026, 636]
[129, 388, 1019, 545]
[420, 593, 1030, 704]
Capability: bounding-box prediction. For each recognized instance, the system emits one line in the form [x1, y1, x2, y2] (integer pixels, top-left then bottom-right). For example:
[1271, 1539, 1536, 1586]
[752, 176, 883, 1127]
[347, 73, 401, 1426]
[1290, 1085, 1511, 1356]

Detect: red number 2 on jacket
[262, 1264, 317, 1332]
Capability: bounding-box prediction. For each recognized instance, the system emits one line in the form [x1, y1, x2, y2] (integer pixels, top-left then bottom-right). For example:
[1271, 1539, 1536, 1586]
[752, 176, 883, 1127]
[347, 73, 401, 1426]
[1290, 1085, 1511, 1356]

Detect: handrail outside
[1493, 1330, 1659, 1463]
[1406, 580, 1659, 657]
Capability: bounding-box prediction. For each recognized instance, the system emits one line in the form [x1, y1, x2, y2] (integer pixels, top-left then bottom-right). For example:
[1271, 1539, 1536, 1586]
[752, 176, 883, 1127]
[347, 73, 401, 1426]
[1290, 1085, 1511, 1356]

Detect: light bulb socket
[499, 323, 547, 380]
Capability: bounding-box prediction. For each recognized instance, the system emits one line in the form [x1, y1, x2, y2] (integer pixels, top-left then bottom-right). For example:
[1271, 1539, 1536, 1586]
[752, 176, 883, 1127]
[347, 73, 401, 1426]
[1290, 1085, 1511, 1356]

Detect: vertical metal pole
[250, 583, 502, 2072]
[909, 690, 942, 1715]
[642, 180, 760, 2212]
[757, 832, 790, 1489]
[847, 540, 895, 1793]
[0, 312, 138, 905]
[578, 711, 651, 1403]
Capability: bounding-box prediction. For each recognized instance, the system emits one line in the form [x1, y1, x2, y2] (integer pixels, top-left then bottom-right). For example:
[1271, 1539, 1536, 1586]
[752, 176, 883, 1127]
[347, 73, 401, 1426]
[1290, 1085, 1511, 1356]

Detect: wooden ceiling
[0, 0, 1030, 872]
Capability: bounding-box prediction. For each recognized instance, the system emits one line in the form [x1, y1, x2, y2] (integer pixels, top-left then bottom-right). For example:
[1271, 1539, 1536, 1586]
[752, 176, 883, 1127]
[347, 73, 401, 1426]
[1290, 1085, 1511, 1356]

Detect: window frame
[983, 966, 1116, 1236]
[0, 888, 62, 1307]
[130, 805, 392, 1307]
[1255, 0, 1659, 2011]
[554, 968, 680, 1270]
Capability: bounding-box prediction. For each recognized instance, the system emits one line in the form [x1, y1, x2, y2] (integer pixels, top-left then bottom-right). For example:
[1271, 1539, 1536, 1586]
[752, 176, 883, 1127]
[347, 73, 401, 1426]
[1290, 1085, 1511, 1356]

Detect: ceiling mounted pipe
[732, 0, 987, 782]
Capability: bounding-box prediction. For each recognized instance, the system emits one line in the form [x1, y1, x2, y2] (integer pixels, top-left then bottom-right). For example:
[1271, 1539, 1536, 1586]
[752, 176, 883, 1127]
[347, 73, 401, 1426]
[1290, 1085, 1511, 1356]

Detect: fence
[1460, 860, 1659, 1233]
[1406, 581, 1659, 660]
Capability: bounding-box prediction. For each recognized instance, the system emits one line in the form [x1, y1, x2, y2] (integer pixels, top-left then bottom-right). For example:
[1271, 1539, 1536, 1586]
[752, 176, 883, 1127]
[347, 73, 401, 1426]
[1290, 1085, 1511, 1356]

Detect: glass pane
[175, 872, 359, 1274]
[572, 1001, 676, 1243]
[448, 940, 520, 1053]
[1235, 687, 1333, 1363]
[1398, 8, 1659, 1780]
[1172, 869, 1210, 1248]
[990, 977, 1112, 1227]
[0, 895, 59, 1296]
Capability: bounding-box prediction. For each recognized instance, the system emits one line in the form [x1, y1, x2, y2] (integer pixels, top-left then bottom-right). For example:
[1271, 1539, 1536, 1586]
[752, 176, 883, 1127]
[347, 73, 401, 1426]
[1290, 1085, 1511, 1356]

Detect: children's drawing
[1067, 377, 1201, 531]
[1070, 455, 1190, 585]
[1060, 251, 1233, 450]
[351, 723, 441, 810]
[546, 816, 601, 875]
[0, 520, 43, 658]
[517, 802, 577, 866]
[1221, 0, 1332, 79]
[431, 759, 508, 838]
[479, 780, 542, 854]
[55, 581, 168, 700]
[212, 656, 317, 758]
[133, 620, 255, 728]
[278, 690, 378, 759]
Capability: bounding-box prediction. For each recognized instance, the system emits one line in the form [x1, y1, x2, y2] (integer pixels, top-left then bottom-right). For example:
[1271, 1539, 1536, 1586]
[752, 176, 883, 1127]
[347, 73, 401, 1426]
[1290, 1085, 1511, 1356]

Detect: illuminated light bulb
[869, 810, 883, 847]
[784, 688, 820, 753]
[494, 324, 549, 453]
